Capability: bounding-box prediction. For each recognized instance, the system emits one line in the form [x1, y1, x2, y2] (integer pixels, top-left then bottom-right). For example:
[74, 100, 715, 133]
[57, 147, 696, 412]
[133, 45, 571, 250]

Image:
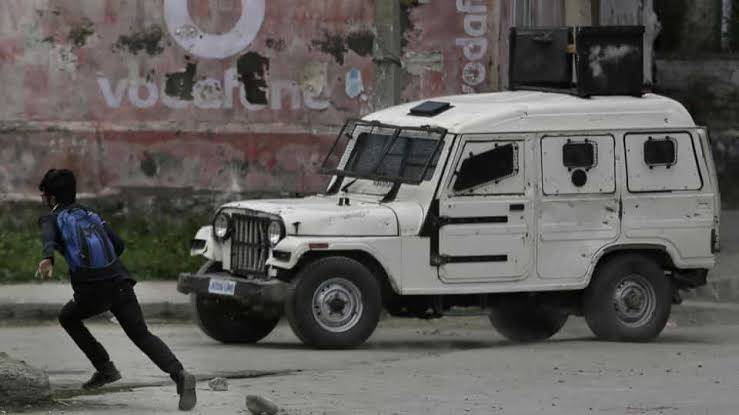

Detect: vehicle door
[621, 131, 715, 263]
[537, 134, 620, 280]
[435, 134, 533, 283]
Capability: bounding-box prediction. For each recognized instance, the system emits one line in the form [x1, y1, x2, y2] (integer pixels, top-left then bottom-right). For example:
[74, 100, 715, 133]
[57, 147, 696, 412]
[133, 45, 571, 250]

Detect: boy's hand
[35, 259, 53, 280]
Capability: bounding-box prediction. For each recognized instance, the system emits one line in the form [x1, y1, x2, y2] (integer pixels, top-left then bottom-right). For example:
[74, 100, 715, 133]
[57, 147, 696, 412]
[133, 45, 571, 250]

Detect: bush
[0, 199, 208, 283]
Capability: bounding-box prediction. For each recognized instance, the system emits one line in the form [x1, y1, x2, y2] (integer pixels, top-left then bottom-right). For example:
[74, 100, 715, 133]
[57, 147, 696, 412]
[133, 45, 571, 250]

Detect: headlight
[267, 220, 284, 246]
[212, 212, 232, 241]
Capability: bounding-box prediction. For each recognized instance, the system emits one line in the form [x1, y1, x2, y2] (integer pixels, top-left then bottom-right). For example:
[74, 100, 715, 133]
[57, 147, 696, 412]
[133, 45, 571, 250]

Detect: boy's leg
[59, 298, 115, 373]
[109, 281, 184, 375]
[110, 280, 196, 410]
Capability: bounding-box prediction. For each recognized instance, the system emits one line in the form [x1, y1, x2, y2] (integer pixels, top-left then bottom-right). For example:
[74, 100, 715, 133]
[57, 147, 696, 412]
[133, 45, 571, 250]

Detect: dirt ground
[1, 315, 739, 415]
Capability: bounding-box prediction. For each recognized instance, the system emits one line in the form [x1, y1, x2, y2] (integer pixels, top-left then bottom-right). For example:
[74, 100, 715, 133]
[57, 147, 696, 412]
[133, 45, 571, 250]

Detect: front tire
[285, 257, 382, 349]
[191, 294, 281, 344]
[488, 297, 568, 342]
[583, 254, 672, 342]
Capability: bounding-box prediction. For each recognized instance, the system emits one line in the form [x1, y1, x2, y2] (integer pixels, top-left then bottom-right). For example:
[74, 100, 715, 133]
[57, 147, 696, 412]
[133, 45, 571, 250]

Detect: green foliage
[0, 202, 208, 283]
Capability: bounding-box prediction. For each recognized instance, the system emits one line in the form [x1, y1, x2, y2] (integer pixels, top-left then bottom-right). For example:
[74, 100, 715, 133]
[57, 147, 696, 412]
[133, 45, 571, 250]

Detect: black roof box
[408, 101, 453, 117]
[509, 25, 646, 97]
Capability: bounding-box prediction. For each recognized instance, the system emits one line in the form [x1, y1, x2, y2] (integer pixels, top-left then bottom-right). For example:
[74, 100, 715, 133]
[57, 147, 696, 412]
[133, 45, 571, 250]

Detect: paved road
[3, 316, 739, 415]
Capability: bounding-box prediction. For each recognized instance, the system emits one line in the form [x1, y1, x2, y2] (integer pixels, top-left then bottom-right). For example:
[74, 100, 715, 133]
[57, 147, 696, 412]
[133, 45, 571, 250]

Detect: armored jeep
[178, 89, 719, 348]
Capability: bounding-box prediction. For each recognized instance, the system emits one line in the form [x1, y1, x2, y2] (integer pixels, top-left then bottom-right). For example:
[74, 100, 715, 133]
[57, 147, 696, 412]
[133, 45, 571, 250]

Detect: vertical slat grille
[230, 213, 270, 276]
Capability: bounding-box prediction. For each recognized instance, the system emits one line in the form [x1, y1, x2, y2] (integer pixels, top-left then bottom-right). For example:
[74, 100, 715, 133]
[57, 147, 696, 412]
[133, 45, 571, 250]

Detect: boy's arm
[103, 222, 125, 256]
[38, 214, 58, 263]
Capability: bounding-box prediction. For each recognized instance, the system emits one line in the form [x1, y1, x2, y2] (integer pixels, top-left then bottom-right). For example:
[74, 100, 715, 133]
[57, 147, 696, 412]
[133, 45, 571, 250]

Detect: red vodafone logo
[163, 0, 266, 59]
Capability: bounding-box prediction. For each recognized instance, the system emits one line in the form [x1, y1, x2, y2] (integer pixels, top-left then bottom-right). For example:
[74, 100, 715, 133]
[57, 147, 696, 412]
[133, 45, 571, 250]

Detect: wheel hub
[327, 295, 347, 314]
[312, 278, 363, 333]
[612, 275, 657, 327]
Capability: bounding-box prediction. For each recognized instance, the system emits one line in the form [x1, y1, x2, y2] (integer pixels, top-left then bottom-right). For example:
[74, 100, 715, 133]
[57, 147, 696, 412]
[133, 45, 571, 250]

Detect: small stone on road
[208, 377, 228, 391]
[246, 394, 281, 415]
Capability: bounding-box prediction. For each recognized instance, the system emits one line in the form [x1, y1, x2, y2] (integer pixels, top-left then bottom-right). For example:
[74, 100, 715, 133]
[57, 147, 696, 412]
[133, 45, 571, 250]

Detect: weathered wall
[0, 0, 507, 200]
[655, 57, 739, 207]
[651, 0, 739, 209]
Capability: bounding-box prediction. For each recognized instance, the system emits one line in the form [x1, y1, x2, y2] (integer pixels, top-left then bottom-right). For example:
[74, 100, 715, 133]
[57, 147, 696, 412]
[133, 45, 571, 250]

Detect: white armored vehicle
[178, 27, 719, 348]
[179, 90, 719, 348]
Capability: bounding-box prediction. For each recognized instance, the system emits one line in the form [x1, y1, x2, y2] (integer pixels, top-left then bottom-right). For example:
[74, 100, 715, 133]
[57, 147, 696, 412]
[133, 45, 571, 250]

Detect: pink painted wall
[0, 0, 508, 198]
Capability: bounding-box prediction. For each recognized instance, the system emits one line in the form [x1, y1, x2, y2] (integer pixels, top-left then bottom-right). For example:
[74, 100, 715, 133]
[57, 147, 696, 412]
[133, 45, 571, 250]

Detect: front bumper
[177, 272, 288, 307]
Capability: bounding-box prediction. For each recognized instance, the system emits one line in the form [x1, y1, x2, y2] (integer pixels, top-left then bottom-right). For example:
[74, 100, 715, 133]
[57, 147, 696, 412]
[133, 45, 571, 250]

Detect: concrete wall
[0, 0, 508, 200]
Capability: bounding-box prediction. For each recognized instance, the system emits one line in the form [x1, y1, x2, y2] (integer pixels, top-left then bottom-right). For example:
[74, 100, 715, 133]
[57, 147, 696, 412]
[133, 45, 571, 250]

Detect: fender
[189, 225, 223, 262]
[267, 236, 403, 293]
[585, 243, 677, 286]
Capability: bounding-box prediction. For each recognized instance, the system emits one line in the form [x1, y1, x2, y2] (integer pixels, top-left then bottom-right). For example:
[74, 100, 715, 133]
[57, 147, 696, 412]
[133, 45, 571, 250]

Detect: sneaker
[175, 370, 197, 411]
[82, 364, 121, 390]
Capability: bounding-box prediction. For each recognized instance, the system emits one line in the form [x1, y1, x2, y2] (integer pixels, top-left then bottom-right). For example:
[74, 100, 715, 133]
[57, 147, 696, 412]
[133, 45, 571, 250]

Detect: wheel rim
[612, 274, 657, 327]
[312, 278, 363, 333]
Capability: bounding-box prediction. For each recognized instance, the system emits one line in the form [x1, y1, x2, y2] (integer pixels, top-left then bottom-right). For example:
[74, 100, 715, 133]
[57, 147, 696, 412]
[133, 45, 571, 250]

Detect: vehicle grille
[230, 213, 270, 277]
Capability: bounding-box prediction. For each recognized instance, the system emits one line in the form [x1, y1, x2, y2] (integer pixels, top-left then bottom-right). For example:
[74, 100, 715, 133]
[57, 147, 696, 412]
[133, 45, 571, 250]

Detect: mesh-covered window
[343, 133, 440, 182]
[322, 121, 445, 184]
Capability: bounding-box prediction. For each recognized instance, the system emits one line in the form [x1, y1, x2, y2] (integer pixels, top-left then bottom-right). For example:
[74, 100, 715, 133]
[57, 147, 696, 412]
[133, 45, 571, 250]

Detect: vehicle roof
[362, 91, 696, 134]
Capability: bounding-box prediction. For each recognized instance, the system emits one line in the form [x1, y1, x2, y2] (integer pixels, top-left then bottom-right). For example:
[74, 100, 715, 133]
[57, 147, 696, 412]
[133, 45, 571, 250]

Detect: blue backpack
[56, 207, 117, 270]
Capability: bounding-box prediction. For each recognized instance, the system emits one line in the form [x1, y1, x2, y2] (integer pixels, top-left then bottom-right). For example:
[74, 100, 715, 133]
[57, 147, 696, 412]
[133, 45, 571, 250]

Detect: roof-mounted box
[509, 26, 645, 97]
[408, 101, 453, 117]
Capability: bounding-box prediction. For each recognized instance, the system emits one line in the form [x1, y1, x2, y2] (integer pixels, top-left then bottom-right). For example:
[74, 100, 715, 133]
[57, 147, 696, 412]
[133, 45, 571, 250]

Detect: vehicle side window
[625, 132, 702, 192]
[643, 137, 677, 167]
[541, 135, 615, 195]
[451, 141, 523, 195]
[563, 141, 597, 169]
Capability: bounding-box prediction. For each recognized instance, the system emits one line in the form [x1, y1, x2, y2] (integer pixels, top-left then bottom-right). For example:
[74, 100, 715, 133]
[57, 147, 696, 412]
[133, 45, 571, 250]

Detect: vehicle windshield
[321, 120, 446, 185]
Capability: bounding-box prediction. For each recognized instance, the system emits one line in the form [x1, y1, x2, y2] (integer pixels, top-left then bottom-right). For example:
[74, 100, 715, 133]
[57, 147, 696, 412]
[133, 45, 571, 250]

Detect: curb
[0, 302, 191, 323]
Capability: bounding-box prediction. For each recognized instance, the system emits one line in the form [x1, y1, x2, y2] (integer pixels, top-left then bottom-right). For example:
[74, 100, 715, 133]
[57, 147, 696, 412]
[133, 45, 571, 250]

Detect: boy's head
[38, 169, 76, 208]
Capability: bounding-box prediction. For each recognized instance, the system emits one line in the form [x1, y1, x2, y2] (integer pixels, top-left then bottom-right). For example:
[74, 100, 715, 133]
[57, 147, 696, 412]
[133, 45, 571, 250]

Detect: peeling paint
[346, 30, 374, 56]
[193, 78, 224, 109]
[114, 25, 165, 56]
[50, 45, 78, 73]
[312, 31, 348, 65]
[265, 38, 286, 51]
[237, 52, 269, 105]
[164, 62, 197, 101]
[345, 68, 364, 98]
[300, 61, 328, 97]
[403, 51, 444, 75]
[67, 18, 94, 48]
[140, 152, 158, 177]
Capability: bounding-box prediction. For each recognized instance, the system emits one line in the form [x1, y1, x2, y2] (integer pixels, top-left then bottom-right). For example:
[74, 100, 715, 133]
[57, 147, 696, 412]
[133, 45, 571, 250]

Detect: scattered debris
[208, 377, 229, 391]
[0, 353, 51, 405]
[246, 395, 281, 415]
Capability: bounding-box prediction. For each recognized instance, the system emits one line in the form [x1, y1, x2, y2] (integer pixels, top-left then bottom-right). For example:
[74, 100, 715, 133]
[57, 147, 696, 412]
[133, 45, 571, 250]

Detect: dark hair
[38, 169, 76, 205]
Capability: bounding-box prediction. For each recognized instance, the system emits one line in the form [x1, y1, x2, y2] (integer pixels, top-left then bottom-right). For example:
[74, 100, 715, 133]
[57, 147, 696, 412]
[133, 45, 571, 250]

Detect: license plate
[208, 278, 236, 296]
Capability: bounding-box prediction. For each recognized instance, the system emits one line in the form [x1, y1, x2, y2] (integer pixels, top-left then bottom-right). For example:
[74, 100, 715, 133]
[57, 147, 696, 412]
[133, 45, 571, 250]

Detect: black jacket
[39, 204, 134, 288]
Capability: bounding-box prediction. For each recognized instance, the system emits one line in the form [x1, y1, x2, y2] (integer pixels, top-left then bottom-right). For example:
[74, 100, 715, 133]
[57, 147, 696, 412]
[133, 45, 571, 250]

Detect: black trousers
[58, 279, 183, 376]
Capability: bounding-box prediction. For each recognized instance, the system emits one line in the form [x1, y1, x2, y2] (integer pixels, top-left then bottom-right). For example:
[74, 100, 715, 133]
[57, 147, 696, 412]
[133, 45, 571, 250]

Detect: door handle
[510, 204, 525, 212]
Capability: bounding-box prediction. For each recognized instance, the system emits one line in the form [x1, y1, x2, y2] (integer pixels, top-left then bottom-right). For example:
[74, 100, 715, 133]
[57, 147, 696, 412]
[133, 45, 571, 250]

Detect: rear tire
[285, 256, 382, 349]
[583, 254, 671, 342]
[488, 298, 568, 342]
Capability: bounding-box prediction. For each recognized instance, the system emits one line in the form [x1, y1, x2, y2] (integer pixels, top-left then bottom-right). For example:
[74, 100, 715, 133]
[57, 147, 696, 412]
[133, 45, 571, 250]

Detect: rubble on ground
[208, 377, 228, 391]
[246, 394, 282, 415]
[0, 353, 50, 405]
